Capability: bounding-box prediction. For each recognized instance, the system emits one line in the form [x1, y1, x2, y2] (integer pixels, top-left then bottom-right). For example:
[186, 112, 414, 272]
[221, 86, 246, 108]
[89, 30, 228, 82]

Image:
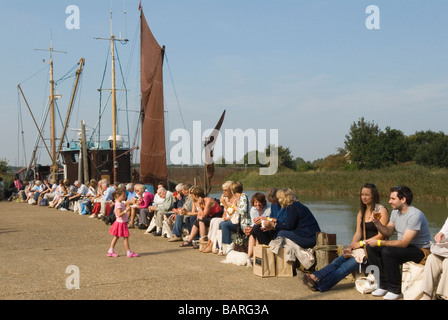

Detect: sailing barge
[59, 7, 167, 188]
[20, 5, 223, 193]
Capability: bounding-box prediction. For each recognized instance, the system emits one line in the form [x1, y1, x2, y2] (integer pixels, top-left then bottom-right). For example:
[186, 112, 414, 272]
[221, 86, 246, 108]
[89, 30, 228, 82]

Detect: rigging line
[18, 64, 49, 86]
[164, 52, 195, 158]
[89, 91, 113, 146]
[90, 44, 111, 145]
[123, 19, 139, 83]
[164, 53, 187, 132]
[54, 63, 78, 84]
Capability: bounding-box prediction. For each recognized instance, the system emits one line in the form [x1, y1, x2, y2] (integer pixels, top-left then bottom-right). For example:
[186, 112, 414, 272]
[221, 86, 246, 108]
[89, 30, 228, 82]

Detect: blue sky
[1, 1, 448, 168]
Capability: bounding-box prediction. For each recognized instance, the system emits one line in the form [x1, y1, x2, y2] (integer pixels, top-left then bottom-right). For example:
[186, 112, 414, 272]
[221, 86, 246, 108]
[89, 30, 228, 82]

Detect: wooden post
[314, 232, 338, 271]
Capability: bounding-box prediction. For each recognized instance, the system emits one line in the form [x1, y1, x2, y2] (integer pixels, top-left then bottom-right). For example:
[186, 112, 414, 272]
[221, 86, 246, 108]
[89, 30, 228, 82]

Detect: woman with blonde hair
[201, 181, 236, 253]
[263, 188, 320, 249]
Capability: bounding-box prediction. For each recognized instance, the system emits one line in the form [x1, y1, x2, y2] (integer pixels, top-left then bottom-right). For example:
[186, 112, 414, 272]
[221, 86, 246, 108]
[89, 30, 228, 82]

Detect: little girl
[107, 189, 139, 258]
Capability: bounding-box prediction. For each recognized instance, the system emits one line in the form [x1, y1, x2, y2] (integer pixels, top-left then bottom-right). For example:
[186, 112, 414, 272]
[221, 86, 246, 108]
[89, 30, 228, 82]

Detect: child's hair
[112, 188, 126, 200]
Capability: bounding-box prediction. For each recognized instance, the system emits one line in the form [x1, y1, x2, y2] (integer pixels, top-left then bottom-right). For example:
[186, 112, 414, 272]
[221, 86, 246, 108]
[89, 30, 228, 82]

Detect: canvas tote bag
[253, 245, 276, 277]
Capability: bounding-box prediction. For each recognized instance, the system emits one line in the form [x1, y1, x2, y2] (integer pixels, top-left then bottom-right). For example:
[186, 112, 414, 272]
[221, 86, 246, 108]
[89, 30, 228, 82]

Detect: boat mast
[95, 10, 128, 183]
[110, 11, 118, 183]
[35, 39, 67, 178]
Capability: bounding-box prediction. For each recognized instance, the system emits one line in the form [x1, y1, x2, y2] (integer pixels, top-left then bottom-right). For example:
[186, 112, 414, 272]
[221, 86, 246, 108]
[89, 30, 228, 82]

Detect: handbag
[430, 241, 448, 258]
[355, 273, 377, 294]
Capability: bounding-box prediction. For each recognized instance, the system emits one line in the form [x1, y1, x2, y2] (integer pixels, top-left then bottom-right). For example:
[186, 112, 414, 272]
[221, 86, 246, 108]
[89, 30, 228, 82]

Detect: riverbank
[0, 201, 377, 302]
[228, 164, 448, 202]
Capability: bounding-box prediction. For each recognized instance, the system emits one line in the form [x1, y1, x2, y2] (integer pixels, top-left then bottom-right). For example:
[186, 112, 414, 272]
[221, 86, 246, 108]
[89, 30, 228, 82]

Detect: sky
[1, 0, 448, 168]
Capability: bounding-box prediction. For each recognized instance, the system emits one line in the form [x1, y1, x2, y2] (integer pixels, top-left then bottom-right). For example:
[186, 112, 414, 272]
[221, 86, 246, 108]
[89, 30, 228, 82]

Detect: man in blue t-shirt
[365, 185, 431, 300]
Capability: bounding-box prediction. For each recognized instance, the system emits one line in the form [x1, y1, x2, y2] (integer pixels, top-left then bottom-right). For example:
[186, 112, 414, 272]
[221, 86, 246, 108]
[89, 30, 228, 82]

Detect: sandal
[180, 241, 193, 247]
[300, 273, 317, 292]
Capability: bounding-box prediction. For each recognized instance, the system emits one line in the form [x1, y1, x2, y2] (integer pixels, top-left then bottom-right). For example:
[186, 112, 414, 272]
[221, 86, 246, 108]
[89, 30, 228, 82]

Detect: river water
[209, 190, 448, 245]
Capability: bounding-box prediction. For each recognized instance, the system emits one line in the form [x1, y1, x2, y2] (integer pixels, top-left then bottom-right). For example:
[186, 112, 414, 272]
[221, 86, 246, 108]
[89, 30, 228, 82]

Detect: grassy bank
[227, 165, 448, 202]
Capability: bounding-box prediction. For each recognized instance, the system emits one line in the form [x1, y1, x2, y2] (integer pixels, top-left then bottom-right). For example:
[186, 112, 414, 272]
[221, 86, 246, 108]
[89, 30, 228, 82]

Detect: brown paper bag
[275, 247, 294, 277]
[253, 245, 276, 277]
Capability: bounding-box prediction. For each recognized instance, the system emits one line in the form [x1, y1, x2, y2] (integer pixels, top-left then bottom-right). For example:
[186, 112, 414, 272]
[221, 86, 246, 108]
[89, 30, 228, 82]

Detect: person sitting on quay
[173, 183, 186, 210]
[57, 180, 77, 211]
[96, 179, 115, 219]
[420, 216, 448, 300]
[135, 183, 155, 230]
[199, 181, 236, 254]
[169, 183, 194, 242]
[36, 178, 52, 205]
[218, 181, 249, 255]
[25, 180, 42, 204]
[248, 188, 284, 251]
[151, 187, 175, 236]
[42, 178, 58, 205]
[263, 188, 321, 251]
[7, 174, 24, 201]
[71, 180, 89, 214]
[300, 183, 389, 292]
[365, 185, 431, 300]
[243, 192, 271, 258]
[72, 179, 97, 215]
[180, 187, 223, 249]
[48, 180, 65, 208]
[124, 183, 138, 228]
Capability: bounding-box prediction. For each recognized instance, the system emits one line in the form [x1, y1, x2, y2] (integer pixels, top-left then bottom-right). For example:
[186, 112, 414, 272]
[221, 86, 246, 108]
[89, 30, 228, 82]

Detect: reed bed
[228, 165, 448, 202]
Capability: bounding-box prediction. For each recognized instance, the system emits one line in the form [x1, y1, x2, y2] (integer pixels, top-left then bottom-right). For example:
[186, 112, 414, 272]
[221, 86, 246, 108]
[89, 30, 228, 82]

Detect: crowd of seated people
[7, 176, 321, 258]
[6, 174, 445, 299]
[9, 176, 320, 259]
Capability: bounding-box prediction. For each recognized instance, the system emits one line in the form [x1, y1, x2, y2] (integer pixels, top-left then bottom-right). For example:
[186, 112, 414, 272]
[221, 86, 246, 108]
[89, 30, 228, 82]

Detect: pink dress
[109, 201, 130, 238]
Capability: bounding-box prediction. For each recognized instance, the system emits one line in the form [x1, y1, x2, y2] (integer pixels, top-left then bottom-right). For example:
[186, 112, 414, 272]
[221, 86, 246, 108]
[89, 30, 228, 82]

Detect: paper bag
[275, 247, 294, 277]
[253, 245, 276, 277]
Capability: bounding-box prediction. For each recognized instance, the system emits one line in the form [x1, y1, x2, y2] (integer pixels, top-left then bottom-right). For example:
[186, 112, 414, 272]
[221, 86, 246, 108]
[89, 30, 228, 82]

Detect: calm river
[210, 190, 448, 245]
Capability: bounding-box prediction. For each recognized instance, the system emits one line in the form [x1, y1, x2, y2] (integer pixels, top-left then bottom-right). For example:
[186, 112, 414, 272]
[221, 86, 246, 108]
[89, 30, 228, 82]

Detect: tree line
[235, 117, 448, 171]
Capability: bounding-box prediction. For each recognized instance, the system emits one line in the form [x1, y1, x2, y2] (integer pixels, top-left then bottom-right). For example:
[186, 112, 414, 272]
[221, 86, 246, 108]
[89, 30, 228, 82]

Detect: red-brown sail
[140, 9, 166, 187]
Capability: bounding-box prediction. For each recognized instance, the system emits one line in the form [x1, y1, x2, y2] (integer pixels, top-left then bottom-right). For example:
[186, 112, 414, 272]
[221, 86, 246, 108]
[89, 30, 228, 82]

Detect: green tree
[315, 148, 348, 171]
[242, 145, 295, 170]
[344, 118, 381, 169]
[377, 127, 411, 166]
[410, 130, 448, 167]
[0, 158, 9, 172]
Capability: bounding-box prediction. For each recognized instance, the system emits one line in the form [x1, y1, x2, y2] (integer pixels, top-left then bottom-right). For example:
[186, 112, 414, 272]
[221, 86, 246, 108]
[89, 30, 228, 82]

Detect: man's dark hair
[390, 185, 413, 205]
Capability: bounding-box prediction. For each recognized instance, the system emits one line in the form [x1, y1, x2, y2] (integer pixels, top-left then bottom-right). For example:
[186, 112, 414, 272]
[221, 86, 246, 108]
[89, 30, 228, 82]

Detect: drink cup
[374, 204, 382, 219]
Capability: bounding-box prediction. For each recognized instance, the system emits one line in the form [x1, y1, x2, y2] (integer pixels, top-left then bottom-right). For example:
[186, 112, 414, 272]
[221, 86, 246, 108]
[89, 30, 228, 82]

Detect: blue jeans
[173, 214, 197, 237]
[313, 254, 360, 292]
[219, 220, 238, 244]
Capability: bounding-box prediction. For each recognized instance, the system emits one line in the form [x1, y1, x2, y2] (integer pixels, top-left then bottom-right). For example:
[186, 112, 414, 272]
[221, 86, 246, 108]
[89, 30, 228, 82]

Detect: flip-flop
[180, 241, 192, 247]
